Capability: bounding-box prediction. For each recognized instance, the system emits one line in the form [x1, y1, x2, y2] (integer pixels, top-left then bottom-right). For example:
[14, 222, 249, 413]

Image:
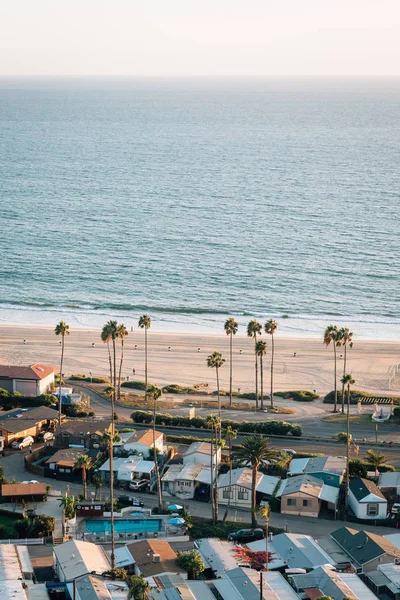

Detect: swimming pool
[130, 511, 144, 517]
[86, 519, 162, 534]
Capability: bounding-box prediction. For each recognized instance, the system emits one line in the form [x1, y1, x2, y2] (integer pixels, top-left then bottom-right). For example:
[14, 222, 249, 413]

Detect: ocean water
[1, 78, 399, 339]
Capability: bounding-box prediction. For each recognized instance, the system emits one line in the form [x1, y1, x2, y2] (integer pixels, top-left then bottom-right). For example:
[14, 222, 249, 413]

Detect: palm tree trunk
[58, 335, 64, 426]
[214, 426, 219, 522]
[107, 340, 113, 384]
[229, 333, 233, 407]
[82, 468, 87, 501]
[260, 355, 264, 410]
[341, 345, 347, 413]
[333, 343, 337, 412]
[345, 383, 351, 520]
[223, 436, 232, 522]
[265, 518, 269, 571]
[254, 336, 258, 410]
[144, 327, 148, 402]
[118, 338, 124, 401]
[217, 367, 221, 442]
[109, 441, 116, 569]
[153, 400, 163, 510]
[112, 338, 116, 424]
[251, 465, 257, 528]
[210, 437, 215, 524]
[270, 335, 274, 409]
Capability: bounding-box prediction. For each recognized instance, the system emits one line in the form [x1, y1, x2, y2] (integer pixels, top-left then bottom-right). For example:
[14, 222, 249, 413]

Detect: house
[247, 533, 336, 571]
[127, 540, 187, 579]
[0, 406, 59, 446]
[330, 527, 400, 573]
[378, 472, 400, 499]
[289, 566, 379, 600]
[0, 544, 39, 600]
[148, 574, 214, 600]
[363, 563, 400, 599]
[276, 474, 339, 517]
[0, 364, 57, 395]
[349, 478, 388, 520]
[162, 463, 212, 500]
[76, 502, 105, 517]
[288, 456, 346, 488]
[1, 483, 47, 502]
[45, 447, 99, 479]
[214, 568, 300, 600]
[53, 540, 110, 581]
[54, 419, 112, 449]
[183, 441, 221, 467]
[98, 456, 155, 484]
[196, 538, 241, 577]
[122, 429, 165, 458]
[217, 468, 280, 509]
[66, 575, 129, 600]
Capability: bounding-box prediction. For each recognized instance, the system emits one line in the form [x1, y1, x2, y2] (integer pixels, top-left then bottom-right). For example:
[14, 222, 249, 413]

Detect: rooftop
[0, 364, 57, 381]
[1, 483, 47, 497]
[46, 447, 89, 467]
[289, 565, 378, 600]
[184, 442, 216, 456]
[247, 533, 336, 570]
[288, 456, 346, 477]
[331, 527, 400, 566]
[56, 419, 112, 436]
[349, 478, 386, 502]
[378, 471, 400, 488]
[162, 463, 206, 482]
[195, 538, 239, 577]
[54, 540, 110, 580]
[67, 575, 129, 600]
[125, 429, 164, 447]
[224, 567, 300, 600]
[127, 540, 186, 578]
[218, 468, 279, 495]
[276, 475, 339, 504]
[99, 456, 155, 474]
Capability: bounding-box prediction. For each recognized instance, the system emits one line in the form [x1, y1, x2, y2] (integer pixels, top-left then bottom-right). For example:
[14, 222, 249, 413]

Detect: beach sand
[1, 325, 399, 397]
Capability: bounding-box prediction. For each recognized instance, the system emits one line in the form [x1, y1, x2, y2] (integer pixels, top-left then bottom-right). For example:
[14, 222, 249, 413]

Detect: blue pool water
[86, 519, 161, 534]
[130, 511, 144, 517]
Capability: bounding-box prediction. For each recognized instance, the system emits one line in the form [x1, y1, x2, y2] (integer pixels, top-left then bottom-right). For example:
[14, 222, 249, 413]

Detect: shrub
[394, 406, 400, 420]
[0, 392, 57, 410]
[275, 390, 319, 402]
[324, 390, 400, 405]
[122, 381, 148, 390]
[176, 550, 205, 579]
[189, 516, 283, 540]
[70, 374, 110, 383]
[349, 459, 368, 479]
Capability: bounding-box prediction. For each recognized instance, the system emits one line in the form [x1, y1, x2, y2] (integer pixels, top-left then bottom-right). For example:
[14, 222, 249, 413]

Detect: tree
[75, 454, 92, 501]
[349, 459, 368, 479]
[234, 435, 274, 528]
[323, 325, 340, 412]
[138, 314, 151, 401]
[117, 323, 128, 400]
[264, 319, 278, 409]
[176, 550, 205, 580]
[207, 351, 225, 437]
[224, 317, 238, 407]
[314, 597, 334, 600]
[338, 328, 354, 413]
[206, 414, 221, 523]
[260, 503, 271, 571]
[128, 575, 149, 600]
[101, 320, 119, 424]
[223, 425, 237, 522]
[103, 568, 127, 581]
[58, 495, 75, 521]
[148, 384, 163, 510]
[101, 428, 121, 570]
[101, 322, 114, 384]
[255, 340, 267, 410]
[341, 373, 355, 518]
[367, 449, 387, 471]
[247, 319, 262, 409]
[55, 321, 70, 426]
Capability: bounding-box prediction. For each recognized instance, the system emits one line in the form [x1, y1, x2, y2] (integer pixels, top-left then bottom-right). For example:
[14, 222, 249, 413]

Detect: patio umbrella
[169, 517, 185, 526]
[168, 504, 183, 510]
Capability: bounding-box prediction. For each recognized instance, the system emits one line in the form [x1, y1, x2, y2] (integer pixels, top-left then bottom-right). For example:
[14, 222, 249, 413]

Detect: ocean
[1, 78, 399, 339]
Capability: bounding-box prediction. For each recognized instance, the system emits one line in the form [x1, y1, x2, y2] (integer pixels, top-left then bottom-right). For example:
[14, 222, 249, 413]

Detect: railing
[0, 538, 45, 545]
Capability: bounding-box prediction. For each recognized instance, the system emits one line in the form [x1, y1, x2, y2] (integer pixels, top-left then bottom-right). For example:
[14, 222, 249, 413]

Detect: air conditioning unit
[153, 554, 161, 563]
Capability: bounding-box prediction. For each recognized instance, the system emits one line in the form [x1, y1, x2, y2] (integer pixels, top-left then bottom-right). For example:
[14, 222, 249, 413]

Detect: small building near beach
[162, 463, 212, 500]
[288, 456, 346, 488]
[121, 428, 165, 458]
[1, 482, 47, 502]
[276, 474, 339, 517]
[217, 468, 280, 510]
[349, 478, 388, 520]
[288, 565, 379, 600]
[331, 527, 400, 573]
[0, 405, 59, 446]
[54, 540, 111, 581]
[183, 441, 221, 467]
[44, 447, 100, 479]
[127, 539, 187, 580]
[98, 455, 156, 484]
[54, 419, 112, 449]
[0, 363, 57, 396]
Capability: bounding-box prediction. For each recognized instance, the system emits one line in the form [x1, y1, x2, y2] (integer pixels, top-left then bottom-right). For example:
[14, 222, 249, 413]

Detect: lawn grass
[322, 412, 394, 426]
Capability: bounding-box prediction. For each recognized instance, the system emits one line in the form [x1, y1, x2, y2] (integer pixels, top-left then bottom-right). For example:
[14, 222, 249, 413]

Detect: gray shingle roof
[350, 478, 386, 501]
[331, 527, 400, 566]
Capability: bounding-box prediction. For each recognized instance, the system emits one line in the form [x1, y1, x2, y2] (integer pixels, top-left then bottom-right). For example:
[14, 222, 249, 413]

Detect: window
[367, 503, 378, 516]
[238, 491, 248, 500]
[303, 499, 310, 507]
[59, 468, 65, 473]
[326, 475, 334, 481]
[287, 498, 297, 506]
[223, 490, 233, 499]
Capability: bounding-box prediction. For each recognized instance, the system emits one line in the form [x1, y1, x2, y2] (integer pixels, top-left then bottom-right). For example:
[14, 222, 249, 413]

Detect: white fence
[0, 538, 45, 545]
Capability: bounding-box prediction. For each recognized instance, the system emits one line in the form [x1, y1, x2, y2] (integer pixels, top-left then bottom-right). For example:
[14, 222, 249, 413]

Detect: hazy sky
[1, 0, 399, 77]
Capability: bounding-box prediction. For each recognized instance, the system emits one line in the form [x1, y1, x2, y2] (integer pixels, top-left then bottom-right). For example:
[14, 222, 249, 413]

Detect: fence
[0, 538, 45, 545]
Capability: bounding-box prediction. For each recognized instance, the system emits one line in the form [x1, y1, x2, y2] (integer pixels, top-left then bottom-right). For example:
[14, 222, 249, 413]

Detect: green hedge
[70, 374, 109, 383]
[121, 381, 148, 390]
[324, 390, 400, 405]
[189, 516, 283, 540]
[131, 410, 302, 437]
[0, 390, 57, 410]
[275, 390, 319, 402]
[162, 384, 199, 394]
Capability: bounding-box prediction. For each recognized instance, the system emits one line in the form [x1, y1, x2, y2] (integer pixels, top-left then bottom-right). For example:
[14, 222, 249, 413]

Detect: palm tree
[224, 318, 238, 407]
[260, 503, 271, 571]
[207, 351, 225, 438]
[138, 314, 151, 401]
[367, 449, 387, 472]
[75, 454, 92, 501]
[206, 414, 220, 524]
[101, 322, 113, 384]
[324, 325, 340, 412]
[101, 428, 120, 570]
[255, 340, 267, 410]
[341, 373, 355, 518]
[338, 328, 354, 413]
[55, 321, 70, 426]
[117, 323, 128, 400]
[247, 319, 262, 409]
[128, 575, 150, 600]
[223, 425, 237, 522]
[234, 435, 274, 528]
[264, 319, 278, 409]
[148, 384, 163, 510]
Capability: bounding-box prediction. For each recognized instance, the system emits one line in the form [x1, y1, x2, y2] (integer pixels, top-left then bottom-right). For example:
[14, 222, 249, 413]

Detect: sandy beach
[0, 325, 399, 396]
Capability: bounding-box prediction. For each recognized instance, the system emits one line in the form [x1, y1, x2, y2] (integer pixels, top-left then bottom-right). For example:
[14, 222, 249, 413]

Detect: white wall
[349, 491, 388, 519]
[38, 373, 55, 394]
[219, 484, 251, 509]
[183, 447, 221, 467]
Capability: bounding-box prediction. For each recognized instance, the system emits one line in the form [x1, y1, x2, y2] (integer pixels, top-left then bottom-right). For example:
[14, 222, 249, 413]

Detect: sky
[1, 0, 400, 77]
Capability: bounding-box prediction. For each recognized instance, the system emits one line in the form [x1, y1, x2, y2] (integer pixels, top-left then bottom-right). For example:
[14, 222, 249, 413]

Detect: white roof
[195, 538, 238, 577]
[184, 442, 216, 456]
[340, 572, 380, 599]
[99, 456, 154, 474]
[224, 568, 300, 600]
[263, 570, 301, 600]
[217, 468, 279, 495]
[195, 467, 212, 484]
[384, 533, 400, 550]
[0, 545, 28, 600]
[288, 458, 309, 475]
[277, 475, 339, 504]
[16, 546, 34, 575]
[54, 540, 110, 580]
[257, 474, 281, 496]
[247, 533, 336, 570]
[113, 546, 135, 569]
[378, 563, 400, 587]
[25, 583, 50, 600]
[379, 472, 400, 488]
[162, 463, 205, 482]
[0, 580, 27, 600]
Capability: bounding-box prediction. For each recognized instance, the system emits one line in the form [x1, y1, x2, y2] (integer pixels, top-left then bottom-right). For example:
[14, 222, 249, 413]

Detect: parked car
[228, 528, 265, 543]
[22, 480, 39, 484]
[129, 480, 148, 491]
[39, 431, 54, 442]
[118, 495, 144, 507]
[11, 436, 34, 449]
[281, 448, 297, 455]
